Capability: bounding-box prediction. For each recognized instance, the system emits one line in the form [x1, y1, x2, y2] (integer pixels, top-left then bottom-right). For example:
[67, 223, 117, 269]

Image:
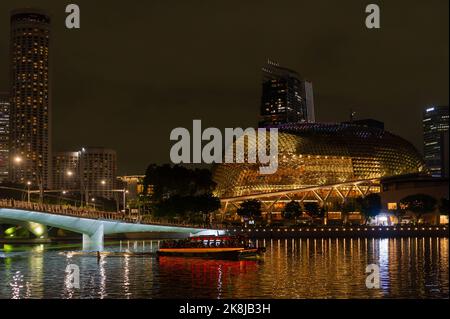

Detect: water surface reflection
[0, 238, 448, 298]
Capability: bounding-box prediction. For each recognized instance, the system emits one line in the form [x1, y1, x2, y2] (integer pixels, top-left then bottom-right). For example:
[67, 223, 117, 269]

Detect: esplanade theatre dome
[212, 123, 426, 198]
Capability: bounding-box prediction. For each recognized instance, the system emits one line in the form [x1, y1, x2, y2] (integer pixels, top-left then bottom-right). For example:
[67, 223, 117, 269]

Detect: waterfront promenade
[1, 199, 448, 241]
[230, 225, 449, 238]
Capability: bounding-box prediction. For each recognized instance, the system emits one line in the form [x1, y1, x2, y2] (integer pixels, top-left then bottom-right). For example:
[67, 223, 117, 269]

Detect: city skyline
[0, 1, 448, 303]
[0, 1, 448, 176]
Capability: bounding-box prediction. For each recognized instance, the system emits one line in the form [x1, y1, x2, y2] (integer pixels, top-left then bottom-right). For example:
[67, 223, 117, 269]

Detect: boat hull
[156, 247, 264, 260]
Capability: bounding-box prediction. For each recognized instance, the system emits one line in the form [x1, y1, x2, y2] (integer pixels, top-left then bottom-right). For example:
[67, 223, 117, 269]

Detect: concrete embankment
[1, 226, 448, 244]
[227, 225, 449, 239]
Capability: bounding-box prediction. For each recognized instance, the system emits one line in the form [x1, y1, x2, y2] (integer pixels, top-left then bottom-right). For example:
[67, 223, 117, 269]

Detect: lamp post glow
[122, 189, 128, 214]
[14, 156, 23, 164]
[13, 156, 23, 185]
[13, 156, 44, 203]
[26, 181, 31, 203]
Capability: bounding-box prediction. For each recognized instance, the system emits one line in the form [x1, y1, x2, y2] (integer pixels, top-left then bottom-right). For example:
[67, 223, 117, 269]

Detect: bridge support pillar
[82, 224, 104, 251]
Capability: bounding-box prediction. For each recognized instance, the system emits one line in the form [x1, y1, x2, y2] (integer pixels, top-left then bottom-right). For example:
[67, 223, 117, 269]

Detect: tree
[282, 201, 301, 220]
[356, 193, 381, 224]
[439, 198, 449, 216]
[153, 194, 220, 221]
[304, 202, 321, 218]
[400, 194, 437, 224]
[143, 164, 216, 201]
[237, 199, 262, 219]
[393, 206, 407, 225]
[143, 164, 220, 221]
[342, 200, 358, 224]
[341, 201, 352, 212]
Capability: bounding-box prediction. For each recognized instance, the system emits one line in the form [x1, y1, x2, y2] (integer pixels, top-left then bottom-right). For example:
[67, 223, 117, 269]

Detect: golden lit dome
[213, 123, 426, 198]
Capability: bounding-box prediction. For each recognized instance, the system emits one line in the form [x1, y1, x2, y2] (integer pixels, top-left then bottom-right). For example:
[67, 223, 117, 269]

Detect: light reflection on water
[0, 237, 448, 299]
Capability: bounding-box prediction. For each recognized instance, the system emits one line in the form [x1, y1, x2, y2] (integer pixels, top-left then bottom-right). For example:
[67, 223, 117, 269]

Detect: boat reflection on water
[156, 256, 261, 296]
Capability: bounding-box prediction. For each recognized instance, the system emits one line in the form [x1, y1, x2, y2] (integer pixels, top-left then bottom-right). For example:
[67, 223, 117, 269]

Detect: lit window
[387, 202, 397, 210]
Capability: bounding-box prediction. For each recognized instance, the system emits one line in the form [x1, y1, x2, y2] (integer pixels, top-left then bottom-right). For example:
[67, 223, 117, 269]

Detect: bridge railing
[0, 199, 222, 230]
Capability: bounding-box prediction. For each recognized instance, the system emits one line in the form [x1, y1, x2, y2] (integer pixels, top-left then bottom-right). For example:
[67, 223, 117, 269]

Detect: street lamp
[13, 156, 24, 185]
[122, 189, 129, 214]
[13, 155, 44, 203]
[26, 181, 31, 203]
[14, 156, 23, 164]
[65, 168, 83, 207]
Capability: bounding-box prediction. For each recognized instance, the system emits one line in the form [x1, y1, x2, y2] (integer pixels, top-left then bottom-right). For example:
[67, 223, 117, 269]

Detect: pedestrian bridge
[0, 200, 224, 251]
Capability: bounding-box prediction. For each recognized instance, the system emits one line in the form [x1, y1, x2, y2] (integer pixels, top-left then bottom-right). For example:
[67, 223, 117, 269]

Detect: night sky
[0, 0, 448, 175]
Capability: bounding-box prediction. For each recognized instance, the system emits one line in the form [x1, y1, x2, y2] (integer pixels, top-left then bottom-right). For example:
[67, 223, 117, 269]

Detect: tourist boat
[59, 251, 155, 257]
[156, 235, 266, 260]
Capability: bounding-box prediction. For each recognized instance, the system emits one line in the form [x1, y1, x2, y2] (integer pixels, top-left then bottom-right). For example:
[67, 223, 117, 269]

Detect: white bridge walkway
[0, 200, 224, 251]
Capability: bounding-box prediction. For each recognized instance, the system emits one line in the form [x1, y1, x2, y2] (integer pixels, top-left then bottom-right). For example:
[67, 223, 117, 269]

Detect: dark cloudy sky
[0, 0, 448, 175]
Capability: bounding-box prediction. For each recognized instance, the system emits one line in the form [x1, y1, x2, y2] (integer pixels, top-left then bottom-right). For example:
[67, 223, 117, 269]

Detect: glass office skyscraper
[260, 60, 315, 127]
[423, 105, 449, 177]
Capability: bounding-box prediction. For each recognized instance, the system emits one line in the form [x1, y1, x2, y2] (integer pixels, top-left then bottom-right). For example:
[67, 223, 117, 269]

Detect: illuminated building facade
[213, 123, 426, 199]
[52, 148, 117, 199]
[79, 147, 117, 200]
[52, 151, 79, 191]
[381, 173, 449, 225]
[423, 105, 449, 177]
[260, 60, 315, 127]
[0, 93, 10, 182]
[9, 9, 52, 188]
[117, 175, 145, 200]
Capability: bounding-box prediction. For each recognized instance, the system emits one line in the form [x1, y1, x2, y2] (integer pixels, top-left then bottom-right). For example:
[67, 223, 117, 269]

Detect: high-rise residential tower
[52, 151, 80, 191]
[0, 93, 10, 182]
[80, 147, 117, 200]
[260, 60, 315, 127]
[9, 9, 52, 188]
[423, 105, 449, 177]
[52, 148, 117, 200]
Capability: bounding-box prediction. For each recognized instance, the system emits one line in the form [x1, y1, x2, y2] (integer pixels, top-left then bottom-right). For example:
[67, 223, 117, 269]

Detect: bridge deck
[0, 199, 222, 230]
